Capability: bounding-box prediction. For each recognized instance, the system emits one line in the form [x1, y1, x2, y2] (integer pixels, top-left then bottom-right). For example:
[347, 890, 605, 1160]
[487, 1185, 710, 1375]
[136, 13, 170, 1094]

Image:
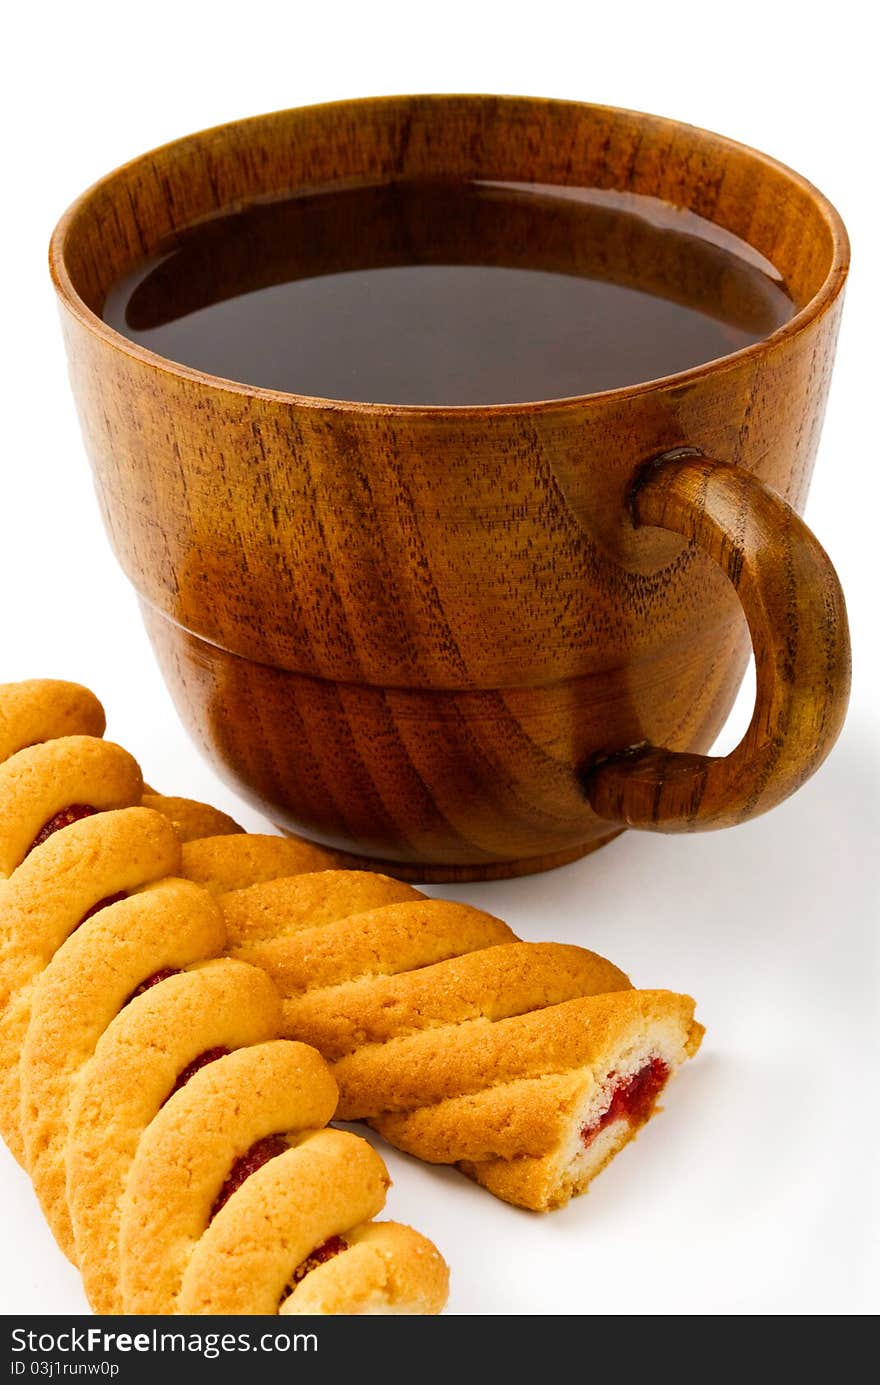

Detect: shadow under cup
[50, 95, 850, 880]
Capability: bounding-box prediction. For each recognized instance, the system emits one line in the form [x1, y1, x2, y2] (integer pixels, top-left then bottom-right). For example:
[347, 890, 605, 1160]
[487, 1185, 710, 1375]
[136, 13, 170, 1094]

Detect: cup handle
[582, 449, 851, 831]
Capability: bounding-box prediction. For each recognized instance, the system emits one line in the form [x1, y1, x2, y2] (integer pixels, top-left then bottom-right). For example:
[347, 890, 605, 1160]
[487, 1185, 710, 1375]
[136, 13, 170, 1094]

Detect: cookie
[220, 870, 420, 947]
[21, 878, 226, 1258]
[67, 959, 281, 1311]
[279, 1220, 450, 1316]
[224, 875, 702, 1210]
[273, 937, 630, 1061]
[0, 736, 143, 882]
[180, 833, 337, 892]
[234, 898, 517, 997]
[2, 675, 703, 1226]
[371, 991, 703, 1210]
[118, 1041, 447, 1315]
[0, 800, 180, 1163]
[0, 680, 448, 1316]
[0, 679, 104, 765]
[140, 793, 242, 842]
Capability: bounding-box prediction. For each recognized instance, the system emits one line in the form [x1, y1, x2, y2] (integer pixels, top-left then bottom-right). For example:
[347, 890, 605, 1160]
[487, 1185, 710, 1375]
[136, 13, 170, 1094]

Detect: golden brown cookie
[21, 879, 227, 1258]
[225, 879, 702, 1211]
[0, 736, 143, 883]
[0, 801, 180, 1163]
[67, 959, 281, 1311]
[275, 940, 630, 1062]
[140, 793, 242, 842]
[0, 679, 449, 1315]
[2, 674, 703, 1232]
[119, 1041, 448, 1315]
[279, 1221, 449, 1316]
[236, 899, 516, 998]
[0, 679, 105, 765]
[220, 870, 421, 946]
[375, 991, 703, 1210]
[181, 833, 337, 892]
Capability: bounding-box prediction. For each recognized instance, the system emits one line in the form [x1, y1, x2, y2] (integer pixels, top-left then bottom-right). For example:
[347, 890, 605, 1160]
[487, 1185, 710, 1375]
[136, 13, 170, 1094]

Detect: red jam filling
[79, 891, 127, 925]
[581, 1057, 670, 1150]
[211, 1135, 289, 1222]
[28, 803, 97, 855]
[170, 1046, 230, 1097]
[27, 806, 126, 929]
[125, 968, 181, 1005]
[288, 1236, 349, 1293]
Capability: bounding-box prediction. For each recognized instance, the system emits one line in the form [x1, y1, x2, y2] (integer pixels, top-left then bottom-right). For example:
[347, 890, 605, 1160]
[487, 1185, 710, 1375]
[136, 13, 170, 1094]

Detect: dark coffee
[102, 181, 794, 405]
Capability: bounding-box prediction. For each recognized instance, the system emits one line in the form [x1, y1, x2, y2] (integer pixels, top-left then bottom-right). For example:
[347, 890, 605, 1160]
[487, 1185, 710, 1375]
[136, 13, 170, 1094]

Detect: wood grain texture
[584, 451, 851, 828]
[49, 96, 850, 879]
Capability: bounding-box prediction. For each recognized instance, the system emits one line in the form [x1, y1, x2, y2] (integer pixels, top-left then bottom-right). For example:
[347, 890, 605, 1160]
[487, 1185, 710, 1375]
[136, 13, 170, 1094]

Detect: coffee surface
[103, 181, 794, 405]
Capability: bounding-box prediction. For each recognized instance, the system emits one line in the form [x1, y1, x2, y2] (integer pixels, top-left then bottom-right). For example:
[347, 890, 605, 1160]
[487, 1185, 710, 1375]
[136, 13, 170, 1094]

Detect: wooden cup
[50, 96, 851, 880]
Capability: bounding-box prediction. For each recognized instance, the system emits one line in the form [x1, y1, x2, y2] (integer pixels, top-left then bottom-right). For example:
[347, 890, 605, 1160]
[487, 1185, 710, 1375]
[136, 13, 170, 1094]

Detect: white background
[2, 0, 877, 1317]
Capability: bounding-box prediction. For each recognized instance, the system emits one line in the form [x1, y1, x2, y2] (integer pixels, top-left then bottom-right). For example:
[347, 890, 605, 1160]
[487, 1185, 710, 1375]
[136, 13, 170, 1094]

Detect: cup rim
[49, 92, 850, 418]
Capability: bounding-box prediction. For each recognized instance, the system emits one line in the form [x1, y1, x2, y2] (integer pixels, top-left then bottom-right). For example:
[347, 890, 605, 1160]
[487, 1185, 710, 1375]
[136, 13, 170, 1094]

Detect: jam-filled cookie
[3, 676, 702, 1226]
[119, 1041, 447, 1315]
[224, 872, 703, 1210]
[0, 680, 448, 1315]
